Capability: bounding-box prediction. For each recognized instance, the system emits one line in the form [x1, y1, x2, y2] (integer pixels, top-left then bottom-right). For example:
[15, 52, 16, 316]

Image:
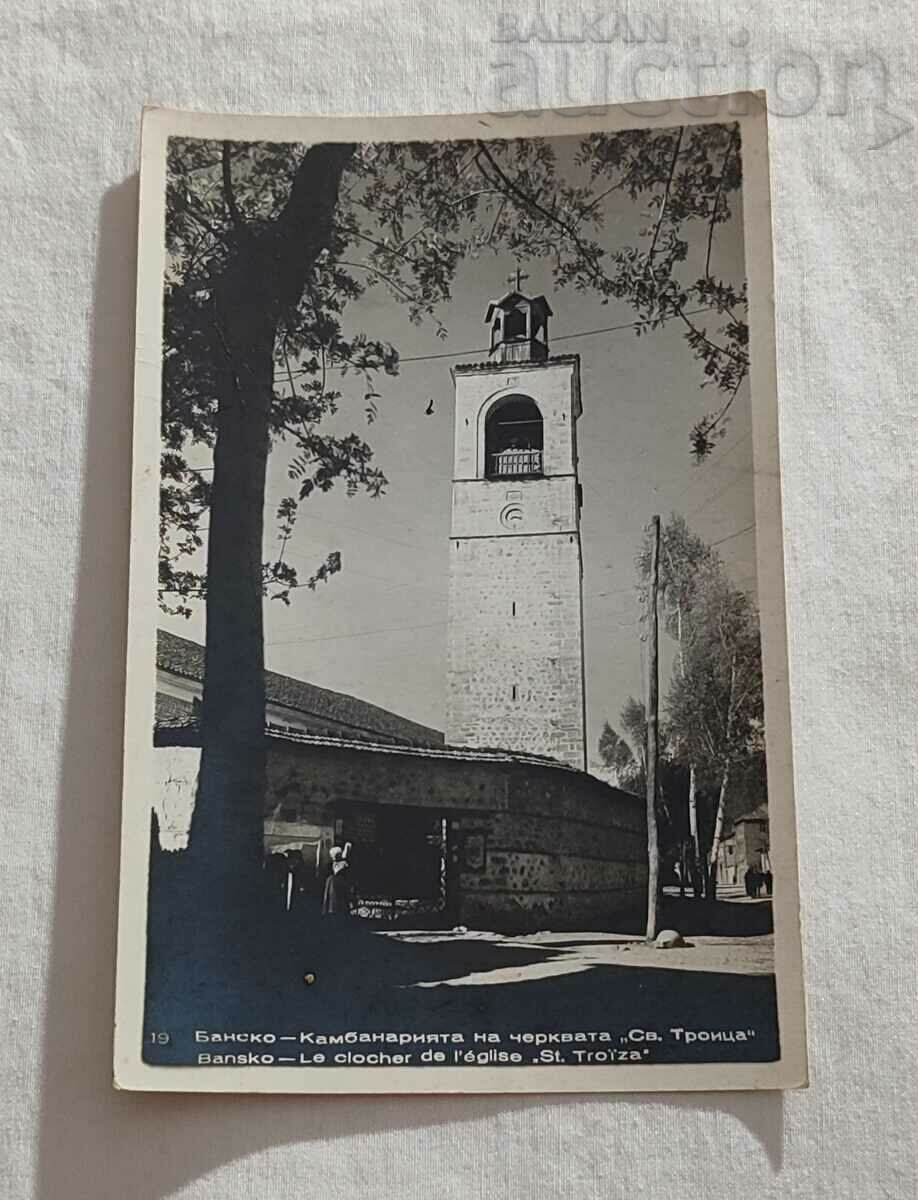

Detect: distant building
[717, 804, 771, 889]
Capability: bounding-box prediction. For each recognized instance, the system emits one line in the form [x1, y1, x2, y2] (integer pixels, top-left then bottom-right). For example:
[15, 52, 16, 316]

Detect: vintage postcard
[114, 96, 807, 1093]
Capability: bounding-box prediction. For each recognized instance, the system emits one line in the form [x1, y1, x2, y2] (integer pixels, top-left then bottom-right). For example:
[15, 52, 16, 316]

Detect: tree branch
[692, 374, 746, 446]
[181, 193, 224, 241]
[675, 304, 748, 367]
[338, 259, 425, 306]
[486, 195, 508, 244]
[704, 127, 739, 282]
[474, 141, 609, 287]
[350, 229, 422, 268]
[475, 137, 746, 378]
[577, 178, 625, 224]
[645, 127, 684, 275]
[281, 335, 298, 402]
[222, 141, 244, 228]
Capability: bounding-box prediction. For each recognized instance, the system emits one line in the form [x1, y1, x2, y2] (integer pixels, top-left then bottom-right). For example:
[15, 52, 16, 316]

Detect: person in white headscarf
[321, 841, 352, 916]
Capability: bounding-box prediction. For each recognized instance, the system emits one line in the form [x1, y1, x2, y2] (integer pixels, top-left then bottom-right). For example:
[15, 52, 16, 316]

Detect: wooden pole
[645, 515, 661, 942]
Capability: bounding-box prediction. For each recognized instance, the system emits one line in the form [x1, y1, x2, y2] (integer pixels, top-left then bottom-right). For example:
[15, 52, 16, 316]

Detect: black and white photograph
[115, 100, 805, 1093]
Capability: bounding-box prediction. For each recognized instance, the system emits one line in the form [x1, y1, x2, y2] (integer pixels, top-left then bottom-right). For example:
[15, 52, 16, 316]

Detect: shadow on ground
[144, 898, 779, 1068]
[658, 895, 774, 937]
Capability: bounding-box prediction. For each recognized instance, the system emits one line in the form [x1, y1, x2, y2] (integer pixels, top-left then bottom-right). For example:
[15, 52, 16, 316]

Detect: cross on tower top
[485, 279, 552, 364]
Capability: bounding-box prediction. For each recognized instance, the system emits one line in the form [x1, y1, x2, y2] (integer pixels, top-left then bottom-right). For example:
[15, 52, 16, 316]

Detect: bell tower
[445, 277, 586, 770]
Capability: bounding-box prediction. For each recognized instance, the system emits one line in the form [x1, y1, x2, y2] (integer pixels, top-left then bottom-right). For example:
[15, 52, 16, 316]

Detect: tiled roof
[156, 629, 444, 748]
[155, 721, 608, 779]
[154, 691, 196, 728]
[264, 727, 577, 770]
[452, 353, 580, 374]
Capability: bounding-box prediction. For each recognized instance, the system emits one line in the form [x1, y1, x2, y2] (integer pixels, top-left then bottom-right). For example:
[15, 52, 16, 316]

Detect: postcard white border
[114, 94, 807, 1094]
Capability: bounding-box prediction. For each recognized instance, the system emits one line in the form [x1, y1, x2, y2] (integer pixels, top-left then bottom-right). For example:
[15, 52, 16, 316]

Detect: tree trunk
[189, 329, 274, 893]
[181, 143, 356, 943]
[645, 516, 661, 941]
[674, 590, 702, 900]
[704, 651, 737, 900]
[707, 759, 731, 901]
[687, 761, 702, 898]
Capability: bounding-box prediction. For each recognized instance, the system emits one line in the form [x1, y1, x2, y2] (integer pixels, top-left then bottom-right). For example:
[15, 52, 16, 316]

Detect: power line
[684, 463, 751, 520]
[395, 306, 716, 365]
[664, 428, 752, 513]
[293, 512, 440, 553]
[275, 574, 444, 611]
[265, 619, 447, 648]
[586, 583, 640, 600]
[710, 520, 753, 549]
[576, 425, 752, 531]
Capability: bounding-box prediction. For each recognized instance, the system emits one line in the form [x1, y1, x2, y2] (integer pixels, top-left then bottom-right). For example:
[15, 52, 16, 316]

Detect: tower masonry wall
[450, 476, 579, 539]
[446, 531, 586, 768]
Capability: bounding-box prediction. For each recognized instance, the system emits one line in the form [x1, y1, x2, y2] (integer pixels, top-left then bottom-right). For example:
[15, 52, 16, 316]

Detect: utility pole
[645, 514, 661, 942]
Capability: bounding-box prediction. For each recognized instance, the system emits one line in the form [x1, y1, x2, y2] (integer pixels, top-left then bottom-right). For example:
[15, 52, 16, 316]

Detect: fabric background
[1, 2, 916, 1197]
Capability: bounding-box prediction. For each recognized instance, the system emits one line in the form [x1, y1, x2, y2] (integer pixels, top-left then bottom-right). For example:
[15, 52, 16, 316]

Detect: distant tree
[665, 549, 764, 898]
[627, 516, 765, 898]
[598, 697, 689, 863]
[598, 696, 648, 792]
[638, 515, 717, 894]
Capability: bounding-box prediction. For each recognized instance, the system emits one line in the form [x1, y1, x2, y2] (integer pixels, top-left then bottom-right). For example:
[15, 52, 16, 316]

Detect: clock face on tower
[499, 492, 525, 529]
[499, 503, 524, 529]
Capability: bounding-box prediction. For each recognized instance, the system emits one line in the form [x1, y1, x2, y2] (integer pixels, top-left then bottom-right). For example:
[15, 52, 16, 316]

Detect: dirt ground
[380, 893, 776, 988]
[144, 886, 780, 1066]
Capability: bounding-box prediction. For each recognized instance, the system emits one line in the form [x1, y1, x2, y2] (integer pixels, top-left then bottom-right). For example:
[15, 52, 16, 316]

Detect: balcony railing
[488, 449, 542, 478]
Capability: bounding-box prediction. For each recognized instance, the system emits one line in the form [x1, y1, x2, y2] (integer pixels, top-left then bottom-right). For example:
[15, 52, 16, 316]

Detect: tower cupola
[485, 268, 552, 365]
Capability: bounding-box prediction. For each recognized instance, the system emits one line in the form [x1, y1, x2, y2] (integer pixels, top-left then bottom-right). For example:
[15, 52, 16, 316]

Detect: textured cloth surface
[1, 3, 916, 1198]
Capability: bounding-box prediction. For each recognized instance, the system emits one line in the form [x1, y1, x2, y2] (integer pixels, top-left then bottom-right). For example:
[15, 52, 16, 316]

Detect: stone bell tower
[445, 274, 586, 769]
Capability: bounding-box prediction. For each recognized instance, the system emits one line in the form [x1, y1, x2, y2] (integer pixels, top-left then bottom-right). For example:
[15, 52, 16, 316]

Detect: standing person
[322, 842, 352, 917]
[290, 848, 312, 912]
[283, 849, 304, 913]
[265, 852, 288, 912]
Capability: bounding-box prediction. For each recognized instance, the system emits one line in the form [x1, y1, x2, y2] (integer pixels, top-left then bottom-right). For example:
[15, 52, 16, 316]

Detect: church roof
[484, 291, 553, 322]
[259, 727, 577, 770]
[155, 629, 445, 748]
[155, 723, 636, 800]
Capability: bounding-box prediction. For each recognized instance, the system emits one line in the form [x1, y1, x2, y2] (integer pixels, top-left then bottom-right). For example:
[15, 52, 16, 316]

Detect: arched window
[503, 304, 528, 341]
[485, 396, 543, 478]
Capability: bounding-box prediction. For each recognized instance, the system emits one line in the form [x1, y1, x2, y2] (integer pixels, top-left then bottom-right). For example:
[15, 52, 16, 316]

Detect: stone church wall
[154, 733, 647, 931]
[263, 736, 646, 931]
[452, 757, 646, 930]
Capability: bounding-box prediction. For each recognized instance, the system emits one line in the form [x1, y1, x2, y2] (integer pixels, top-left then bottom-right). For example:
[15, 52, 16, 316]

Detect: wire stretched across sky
[392, 307, 717, 364]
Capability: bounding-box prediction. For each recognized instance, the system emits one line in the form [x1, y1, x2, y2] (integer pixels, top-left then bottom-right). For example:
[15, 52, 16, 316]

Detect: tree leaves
[160, 124, 749, 616]
[619, 516, 765, 854]
[658, 521, 764, 789]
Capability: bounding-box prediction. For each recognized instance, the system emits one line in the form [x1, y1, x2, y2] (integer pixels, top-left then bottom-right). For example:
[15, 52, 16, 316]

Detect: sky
[163, 129, 756, 771]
